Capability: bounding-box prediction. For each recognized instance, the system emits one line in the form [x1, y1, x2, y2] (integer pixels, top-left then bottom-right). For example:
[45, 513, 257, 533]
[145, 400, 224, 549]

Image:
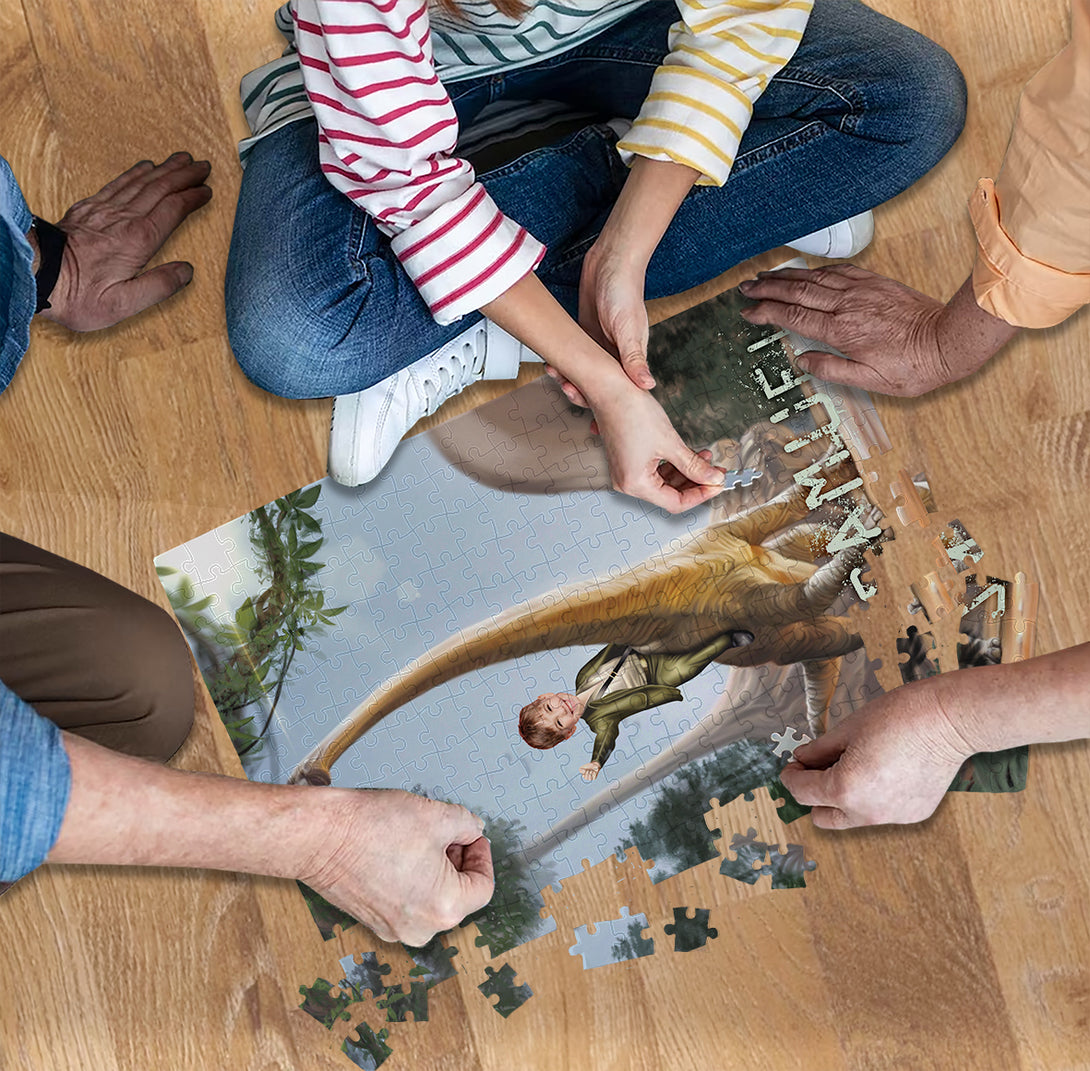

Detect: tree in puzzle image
[157, 485, 345, 763]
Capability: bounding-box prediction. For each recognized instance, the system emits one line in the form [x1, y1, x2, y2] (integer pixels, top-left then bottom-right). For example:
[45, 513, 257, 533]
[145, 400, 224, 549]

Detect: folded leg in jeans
[225, 0, 966, 400]
[0, 534, 195, 762]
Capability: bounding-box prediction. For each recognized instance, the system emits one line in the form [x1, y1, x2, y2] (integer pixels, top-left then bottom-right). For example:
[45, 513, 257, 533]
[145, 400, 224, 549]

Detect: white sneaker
[328, 319, 536, 486]
[785, 210, 874, 259]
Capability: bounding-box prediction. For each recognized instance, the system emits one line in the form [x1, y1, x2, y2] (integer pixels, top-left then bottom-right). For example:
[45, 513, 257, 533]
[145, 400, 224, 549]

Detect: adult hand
[38, 152, 213, 332]
[303, 788, 494, 947]
[778, 678, 974, 829]
[737, 265, 1014, 397]
[591, 384, 725, 514]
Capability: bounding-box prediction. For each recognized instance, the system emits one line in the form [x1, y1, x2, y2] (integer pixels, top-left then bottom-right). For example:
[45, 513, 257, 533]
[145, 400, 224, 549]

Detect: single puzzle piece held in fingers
[664, 907, 719, 952]
[770, 726, 811, 758]
[341, 1023, 393, 1070]
[478, 962, 534, 1018]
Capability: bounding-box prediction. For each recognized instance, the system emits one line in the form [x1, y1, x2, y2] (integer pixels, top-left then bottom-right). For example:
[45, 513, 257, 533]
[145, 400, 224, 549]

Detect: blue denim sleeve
[0, 681, 72, 882]
[0, 154, 36, 395]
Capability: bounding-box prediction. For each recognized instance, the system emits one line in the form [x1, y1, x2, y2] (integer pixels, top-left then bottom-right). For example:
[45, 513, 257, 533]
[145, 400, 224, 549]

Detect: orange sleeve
[970, 0, 1090, 328]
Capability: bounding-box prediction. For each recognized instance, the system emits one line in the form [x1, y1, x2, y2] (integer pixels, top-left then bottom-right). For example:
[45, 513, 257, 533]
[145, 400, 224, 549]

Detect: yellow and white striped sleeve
[617, 0, 814, 186]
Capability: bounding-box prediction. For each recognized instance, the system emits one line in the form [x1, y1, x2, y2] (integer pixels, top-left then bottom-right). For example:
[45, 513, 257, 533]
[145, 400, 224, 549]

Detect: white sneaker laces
[417, 338, 487, 415]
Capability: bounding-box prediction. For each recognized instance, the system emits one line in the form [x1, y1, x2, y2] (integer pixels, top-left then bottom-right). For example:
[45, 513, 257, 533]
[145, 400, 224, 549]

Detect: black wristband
[31, 216, 68, 314]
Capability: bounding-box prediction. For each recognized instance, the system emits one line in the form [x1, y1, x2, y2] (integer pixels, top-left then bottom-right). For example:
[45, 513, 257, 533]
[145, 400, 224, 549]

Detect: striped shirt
[239, 0, 812, 324]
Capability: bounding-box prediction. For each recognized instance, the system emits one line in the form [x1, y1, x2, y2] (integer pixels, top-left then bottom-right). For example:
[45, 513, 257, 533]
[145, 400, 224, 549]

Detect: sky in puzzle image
[157, 412, 877, 921]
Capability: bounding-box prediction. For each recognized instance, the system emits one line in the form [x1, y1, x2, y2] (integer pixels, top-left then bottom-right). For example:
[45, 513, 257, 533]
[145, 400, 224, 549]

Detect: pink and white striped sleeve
[292, 0, 545, 324]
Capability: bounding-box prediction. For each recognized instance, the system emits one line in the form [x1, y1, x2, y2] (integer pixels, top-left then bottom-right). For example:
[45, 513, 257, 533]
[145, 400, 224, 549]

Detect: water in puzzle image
[155, 282, 1023, 957]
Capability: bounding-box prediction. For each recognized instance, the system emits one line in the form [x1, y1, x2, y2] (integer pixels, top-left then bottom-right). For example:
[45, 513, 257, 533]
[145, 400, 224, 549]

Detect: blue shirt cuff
[0, 682, 72, 882]
[0, 154, 36, 395]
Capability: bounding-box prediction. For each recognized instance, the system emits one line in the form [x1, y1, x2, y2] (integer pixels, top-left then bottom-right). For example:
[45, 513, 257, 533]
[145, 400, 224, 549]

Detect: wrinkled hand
[778, 679, 974, 829]
[40, 152, 213, 331]
[592, 384, 725, 514]
[738, 265, 953, 396]
[302, 788, 494, 947]
[580, 761, 601, 782]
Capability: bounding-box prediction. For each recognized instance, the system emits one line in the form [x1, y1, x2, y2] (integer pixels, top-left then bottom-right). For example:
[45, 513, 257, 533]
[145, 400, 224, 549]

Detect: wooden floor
[2, 1, 1089, 1067]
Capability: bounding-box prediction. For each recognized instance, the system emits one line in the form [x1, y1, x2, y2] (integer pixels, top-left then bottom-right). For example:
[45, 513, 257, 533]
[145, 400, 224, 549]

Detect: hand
[38, 152, 213, 331]
[778, 679, 974, 829]
[738, 265, 1010, 397]
[302, 788, 494, 946]
[580, 761, 601, 782]
[577, 239, 655, 391]
[591, 383, 725, 514]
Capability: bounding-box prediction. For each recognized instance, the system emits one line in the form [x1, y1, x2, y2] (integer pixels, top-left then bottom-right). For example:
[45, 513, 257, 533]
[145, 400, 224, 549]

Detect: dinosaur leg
[801, 657, 842, 736]
[747, 548, 864, 625]
[762, 522, 832, 565]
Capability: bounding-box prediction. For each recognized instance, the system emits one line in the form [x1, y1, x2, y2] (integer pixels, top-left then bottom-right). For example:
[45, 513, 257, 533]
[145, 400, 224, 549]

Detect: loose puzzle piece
[770, 727, 811, 758]
[478, 963, 533, 1018]
[298, 977, 355, 1030]
[999, 571, 1039, 663]
[568, 906, 655, 970]
[338, 952, 393, 1002]
[897, 625, 941, 682]
[889, 467, 934, 529]
[341, 1023, 393, 1070]
[664, 907, 719, 952]
[376, 981, 429, 1023]
[406, 936, 460, 988]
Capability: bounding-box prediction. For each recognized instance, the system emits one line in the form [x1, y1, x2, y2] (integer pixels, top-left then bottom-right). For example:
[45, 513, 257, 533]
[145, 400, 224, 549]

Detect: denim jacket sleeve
[0, 681, 72, 883]
[0, 154, 36, 395]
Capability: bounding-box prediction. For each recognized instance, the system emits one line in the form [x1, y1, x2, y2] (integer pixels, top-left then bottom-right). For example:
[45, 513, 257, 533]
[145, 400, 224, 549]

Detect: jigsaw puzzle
[155, 277, 1030, 966]
[568, 906, 655, 969]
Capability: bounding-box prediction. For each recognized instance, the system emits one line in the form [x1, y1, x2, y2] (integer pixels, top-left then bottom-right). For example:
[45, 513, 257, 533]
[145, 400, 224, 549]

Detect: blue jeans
[226, 0, 966, 400]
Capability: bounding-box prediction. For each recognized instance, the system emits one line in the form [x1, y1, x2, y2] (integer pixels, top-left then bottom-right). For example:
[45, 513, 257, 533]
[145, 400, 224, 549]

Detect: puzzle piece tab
[770, 727, 811, 758]
[298, 977, 355, 1030]
[664, 907, 719, 952]
[376, 981, 429, 1023]
[342, 1023, 393, 1070]
[338, 951, 392, 1002]
[478, 962, 533, 1018]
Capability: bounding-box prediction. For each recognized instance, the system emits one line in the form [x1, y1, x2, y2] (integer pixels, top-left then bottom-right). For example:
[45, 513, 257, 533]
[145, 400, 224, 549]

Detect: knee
[226, 249, 396, 399]
[225, 269, 337, 400]
[78, 599, 196, 763]
[878, 29, 967, 165]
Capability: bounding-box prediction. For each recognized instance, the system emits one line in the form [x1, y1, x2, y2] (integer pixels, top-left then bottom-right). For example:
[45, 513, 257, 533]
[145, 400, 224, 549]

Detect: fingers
[545, 365, 590, 409]
[790, 731, 847, 770]
[145, 181, 214, 249]
[809, 806, 855, 830]
[439, 803, 486, 848]
[740, 273, 849, 312]
[792, 350, 877, 391]
[451, 836, 494, 915]
[84, 159, 156, 205]
[777, 763, 835, 806]
[105, 261, 194, 323]
[739, 297, 837, 343]
[128, 157, 212, 218]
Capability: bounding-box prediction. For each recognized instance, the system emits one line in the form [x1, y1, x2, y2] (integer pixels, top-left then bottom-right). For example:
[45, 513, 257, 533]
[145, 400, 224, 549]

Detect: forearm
[592, 156, 700, 269]
[47, 732, 329, 879]
[481, 272, 631, 404]
[935, 274, 1021, 381]
[935, 642, 1090, 754]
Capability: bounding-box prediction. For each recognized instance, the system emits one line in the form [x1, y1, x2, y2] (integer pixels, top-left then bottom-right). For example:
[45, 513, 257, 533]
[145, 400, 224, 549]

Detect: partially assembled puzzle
[156, 276, 1035, 1051]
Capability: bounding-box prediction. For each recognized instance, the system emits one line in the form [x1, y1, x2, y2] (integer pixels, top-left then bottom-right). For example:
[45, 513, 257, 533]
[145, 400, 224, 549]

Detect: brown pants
[0, 533, 195, 761]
